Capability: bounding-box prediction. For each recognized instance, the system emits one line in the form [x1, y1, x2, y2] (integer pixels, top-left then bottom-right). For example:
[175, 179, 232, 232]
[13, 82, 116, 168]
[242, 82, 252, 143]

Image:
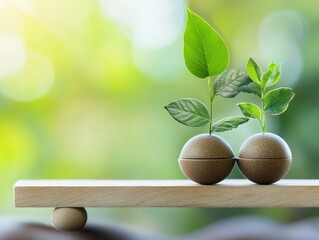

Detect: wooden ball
[52, 207, 87, 231]
[179, 134, 235, 185]
[238, 132, 292, 184]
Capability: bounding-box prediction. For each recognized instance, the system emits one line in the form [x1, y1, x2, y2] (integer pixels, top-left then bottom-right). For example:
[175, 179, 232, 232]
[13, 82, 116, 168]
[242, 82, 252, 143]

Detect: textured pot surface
[179, 159, 234, 185]
[178, 134, 234, 185]
[180, 134, 234, 159]
[237, 158, 291, 185]
[238, 132, 292, 185]
[239, 132, 291, 159]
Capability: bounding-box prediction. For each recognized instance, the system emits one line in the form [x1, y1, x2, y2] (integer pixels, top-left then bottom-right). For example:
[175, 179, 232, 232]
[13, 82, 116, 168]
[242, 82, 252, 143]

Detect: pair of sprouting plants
[165, 8, 295, 135]
[165, 8, 295, 185]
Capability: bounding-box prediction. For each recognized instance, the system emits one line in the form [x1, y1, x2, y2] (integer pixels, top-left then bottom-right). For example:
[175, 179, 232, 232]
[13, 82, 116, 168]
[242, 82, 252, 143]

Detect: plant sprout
[165, 8, 250, 134]
[238, 58, 295, 133]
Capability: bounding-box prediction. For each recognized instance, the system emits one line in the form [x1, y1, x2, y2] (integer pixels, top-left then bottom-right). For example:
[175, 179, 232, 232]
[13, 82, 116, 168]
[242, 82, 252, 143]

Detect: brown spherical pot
[178, 134, 235, 185]
[238, 132, 292, 185]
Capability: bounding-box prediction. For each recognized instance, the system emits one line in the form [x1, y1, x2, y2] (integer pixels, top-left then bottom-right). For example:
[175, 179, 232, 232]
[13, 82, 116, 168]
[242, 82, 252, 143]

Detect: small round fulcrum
[179, 134, 235, 185]
[238, 132, 292, 185]
[52, 207, 87, 231]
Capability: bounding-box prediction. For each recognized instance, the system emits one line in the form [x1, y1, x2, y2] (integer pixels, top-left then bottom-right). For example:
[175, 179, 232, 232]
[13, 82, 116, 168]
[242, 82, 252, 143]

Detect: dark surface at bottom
[1, 217, 319, 240]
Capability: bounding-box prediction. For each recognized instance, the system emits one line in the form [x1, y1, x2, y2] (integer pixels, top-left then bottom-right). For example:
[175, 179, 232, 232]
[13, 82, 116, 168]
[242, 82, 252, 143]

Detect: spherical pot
[238, 132, 292, 185]
[178, 134, 235, 185]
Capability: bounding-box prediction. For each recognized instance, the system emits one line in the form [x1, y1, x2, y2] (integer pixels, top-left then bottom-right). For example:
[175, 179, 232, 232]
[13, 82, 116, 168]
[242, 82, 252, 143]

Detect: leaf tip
[247, 57, 256, 65]
[185, 7, 195, 18]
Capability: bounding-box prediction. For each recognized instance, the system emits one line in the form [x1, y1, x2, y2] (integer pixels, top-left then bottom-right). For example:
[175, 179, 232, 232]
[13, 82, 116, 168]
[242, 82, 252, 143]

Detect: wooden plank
[14, 179, 319, 208]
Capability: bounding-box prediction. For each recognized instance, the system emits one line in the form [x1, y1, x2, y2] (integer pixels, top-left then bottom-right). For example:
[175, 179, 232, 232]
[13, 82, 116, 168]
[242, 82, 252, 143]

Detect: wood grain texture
[14, 179, 319, 208]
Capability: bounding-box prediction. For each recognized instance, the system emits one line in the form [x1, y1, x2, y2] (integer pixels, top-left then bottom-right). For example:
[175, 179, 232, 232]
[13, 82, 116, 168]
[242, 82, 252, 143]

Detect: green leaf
[237, 102, 261, 121]
[262, 62, 281, 88]
[211, 116, 249, 133]
[238, 81, 262, 97]
[264, 87, 295, 115]
[246, 58, 262, 84]
[164, 98, 210, 127]
[184, 8, 229, 78]
[213, 70, 251, 98]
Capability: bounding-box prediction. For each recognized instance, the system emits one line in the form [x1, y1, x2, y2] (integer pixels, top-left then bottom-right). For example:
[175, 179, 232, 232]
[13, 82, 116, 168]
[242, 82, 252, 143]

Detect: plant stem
[261, 91, 266, 133]
[207, 77, 215, 135]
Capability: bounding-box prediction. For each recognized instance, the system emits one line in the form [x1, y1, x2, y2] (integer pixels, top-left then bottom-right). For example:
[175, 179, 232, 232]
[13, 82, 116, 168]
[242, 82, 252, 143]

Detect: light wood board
[14, 179, 319, 208]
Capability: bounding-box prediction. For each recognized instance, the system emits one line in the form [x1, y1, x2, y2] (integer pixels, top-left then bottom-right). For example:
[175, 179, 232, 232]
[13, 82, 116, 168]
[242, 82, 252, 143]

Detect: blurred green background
[0, 0, 319, 235]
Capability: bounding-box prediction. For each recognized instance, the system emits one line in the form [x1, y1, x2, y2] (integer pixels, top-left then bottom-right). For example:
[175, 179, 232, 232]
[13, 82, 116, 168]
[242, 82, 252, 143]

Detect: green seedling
[165, 8, 250, 134]
[238, 58, 295, 133]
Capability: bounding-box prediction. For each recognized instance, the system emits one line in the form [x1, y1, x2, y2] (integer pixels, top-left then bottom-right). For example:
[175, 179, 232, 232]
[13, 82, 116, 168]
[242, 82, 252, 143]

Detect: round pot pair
[179, 133, 292, 185]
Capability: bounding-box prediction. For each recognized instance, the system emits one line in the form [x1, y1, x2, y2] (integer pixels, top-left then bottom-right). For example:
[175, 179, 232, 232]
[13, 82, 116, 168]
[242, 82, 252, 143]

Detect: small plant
[164, 8, 252, 185]
[238, 58, 295, 132]
[237, 58, 295, 184]
[165, 8, 250, 135]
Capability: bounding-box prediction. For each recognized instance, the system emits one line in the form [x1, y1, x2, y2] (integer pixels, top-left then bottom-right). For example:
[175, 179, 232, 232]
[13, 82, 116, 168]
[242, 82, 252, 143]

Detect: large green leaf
[237, 102, 261, 121]
[262, 62, 281, 88]
[211, 116, 249, 133]
[164, 98, 210, 127]
[184, 8, 229, 78]
[246, 58, 262, 84]
[238, 81, 262, 97]
[264, 87, 295, 115]
[213, 70, 251, 98]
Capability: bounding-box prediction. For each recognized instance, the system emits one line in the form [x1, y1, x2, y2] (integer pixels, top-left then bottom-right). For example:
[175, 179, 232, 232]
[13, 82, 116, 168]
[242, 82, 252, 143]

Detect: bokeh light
[0, 32, 25, 79]
[100, 0, 185, 50]
[259, 9, 306, 87]
[100, 0, 186, 80]
[0, 50, 54, 101]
